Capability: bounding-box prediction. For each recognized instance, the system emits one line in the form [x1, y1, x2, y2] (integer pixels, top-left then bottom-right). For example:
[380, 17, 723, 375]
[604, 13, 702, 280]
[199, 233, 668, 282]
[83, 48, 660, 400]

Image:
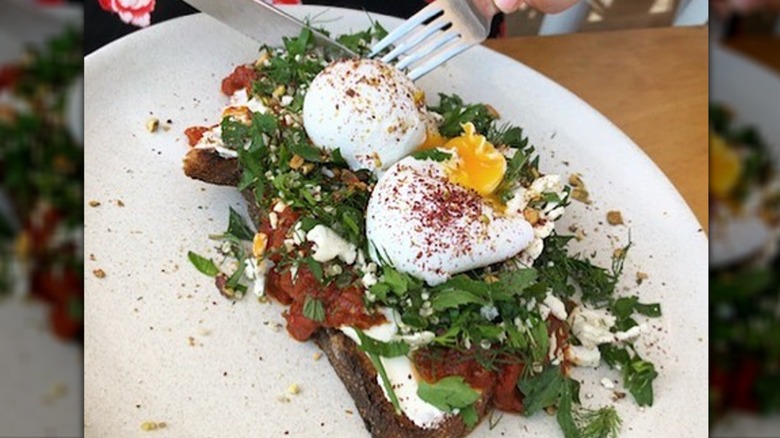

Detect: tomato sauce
[184, 126, 209, 146]
[221, 65, 257, 96]
[259, 207, 385, 341]
[413, 315, 571, 413]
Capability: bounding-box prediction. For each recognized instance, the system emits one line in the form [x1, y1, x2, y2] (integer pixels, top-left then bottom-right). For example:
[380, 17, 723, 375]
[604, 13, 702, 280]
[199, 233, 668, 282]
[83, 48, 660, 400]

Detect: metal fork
[369, 0, 497, 81]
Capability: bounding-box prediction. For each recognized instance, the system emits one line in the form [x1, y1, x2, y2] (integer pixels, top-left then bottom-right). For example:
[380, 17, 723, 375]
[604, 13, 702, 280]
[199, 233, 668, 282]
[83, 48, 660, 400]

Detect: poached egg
[303, 59, 428, 172]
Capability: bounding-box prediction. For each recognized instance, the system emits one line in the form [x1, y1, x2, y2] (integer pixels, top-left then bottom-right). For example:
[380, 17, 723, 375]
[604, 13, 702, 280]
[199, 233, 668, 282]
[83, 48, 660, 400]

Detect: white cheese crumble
[305, 225, 357, 264]
[244, 257, 274, 297]
[543, 292, 568, 321]
[570, 306, 616, 349]
[566, 345, 602, 368]
[600, 377, 615, 390]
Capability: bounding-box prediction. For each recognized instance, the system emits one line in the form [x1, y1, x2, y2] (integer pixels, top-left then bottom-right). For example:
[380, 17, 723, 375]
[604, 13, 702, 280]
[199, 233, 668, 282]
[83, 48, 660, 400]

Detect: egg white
[366, 152, 536, 285]
[303, 59, 428, 173]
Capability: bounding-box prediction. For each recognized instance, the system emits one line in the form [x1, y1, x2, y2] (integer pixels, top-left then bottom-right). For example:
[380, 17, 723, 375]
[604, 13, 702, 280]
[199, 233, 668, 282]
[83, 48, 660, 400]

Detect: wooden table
[725, 35, 780, 74]
[485, 27, 709, 233]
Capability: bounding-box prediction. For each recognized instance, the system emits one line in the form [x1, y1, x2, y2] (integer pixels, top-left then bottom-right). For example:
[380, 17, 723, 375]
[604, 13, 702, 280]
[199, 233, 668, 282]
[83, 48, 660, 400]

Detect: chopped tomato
[221, 65, 257, 96]
[494, 363, 524, 413]
[184, 126, 209, 146]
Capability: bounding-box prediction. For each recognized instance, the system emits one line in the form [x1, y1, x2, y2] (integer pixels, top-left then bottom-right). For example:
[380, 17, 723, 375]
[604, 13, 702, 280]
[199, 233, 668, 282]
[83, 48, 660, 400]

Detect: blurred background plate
[0, 1, 82, 437]
[710, 41, 780, 437]
[709, 42, 780, 268]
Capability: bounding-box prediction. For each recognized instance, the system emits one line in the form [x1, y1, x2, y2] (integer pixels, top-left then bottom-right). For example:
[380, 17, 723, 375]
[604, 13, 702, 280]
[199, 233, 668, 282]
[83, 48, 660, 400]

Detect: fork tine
[368, 4, 442, 57]
[407, 41, 470, 81]
[395, 31, 459, 71]
[380, 17, 450, 65]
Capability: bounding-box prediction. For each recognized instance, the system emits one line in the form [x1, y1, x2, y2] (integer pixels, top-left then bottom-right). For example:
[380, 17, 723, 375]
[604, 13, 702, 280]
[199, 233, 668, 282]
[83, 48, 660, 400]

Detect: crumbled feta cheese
[396, 331, 435, 349]
[569, 306, 616, 349]
[280, 95, 294, 107]
[565, 345, 601, 367]
[306, 225, 357, 264]
[244, 257, 274, 297]
[600, 378, 615, 389]
[273, 200, 287, 213]
[543, 292, 568, 321]
[480, 305, 499, 321]
[268, 212, 279, 230]
[614, 324, 644, 343]
[291, 222, 306, 245]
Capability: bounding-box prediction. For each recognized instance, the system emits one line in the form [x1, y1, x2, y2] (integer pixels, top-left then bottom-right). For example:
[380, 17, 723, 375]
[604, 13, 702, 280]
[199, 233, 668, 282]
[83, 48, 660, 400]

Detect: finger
[493, 0, 524, 14]
[523, 0, 581, 14]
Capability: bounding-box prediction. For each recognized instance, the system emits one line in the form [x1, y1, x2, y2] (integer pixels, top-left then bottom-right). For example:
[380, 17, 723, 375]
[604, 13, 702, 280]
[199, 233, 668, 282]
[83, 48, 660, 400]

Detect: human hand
[493, 0, 581, 14]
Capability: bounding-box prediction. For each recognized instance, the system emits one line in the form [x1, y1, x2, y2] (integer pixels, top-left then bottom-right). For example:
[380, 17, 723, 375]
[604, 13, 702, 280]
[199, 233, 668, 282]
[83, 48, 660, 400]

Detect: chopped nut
[146, 118, 159, 133]
[607, 210, 624, 225]
[93, 269, 106, 279]
[252, 233, 268, 258]
[117, 200, 125, 207]
[636, 271, 649, 285]
[289, 154, 305, 170]
[221, 106, 252, 125]
[313, 352, 322, 361]
[288, 383, 300, 395]
[255, 50, 271, 67]
[485, 104, 501, 118]
[523, 208, 540, 225]
[272, 85, 287, 99]
[484, 275, 499, 284]
[612, 391, 627, 401]
[88, 200, 101, 207]
[301, 163, 316, 175]
[140, 421, 165, 431]
[569, 174, 592, 204]
[187, 336, 196, 347]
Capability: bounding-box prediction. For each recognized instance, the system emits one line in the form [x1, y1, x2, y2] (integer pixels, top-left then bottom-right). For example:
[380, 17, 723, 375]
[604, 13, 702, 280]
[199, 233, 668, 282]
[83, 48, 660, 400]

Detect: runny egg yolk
[442, 122, 506, 196]
[710, 132, 741, 199]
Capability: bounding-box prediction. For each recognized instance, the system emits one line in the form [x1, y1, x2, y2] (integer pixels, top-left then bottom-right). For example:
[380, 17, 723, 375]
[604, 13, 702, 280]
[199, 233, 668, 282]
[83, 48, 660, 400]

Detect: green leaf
[303, 296, 325, 322]
[369, 283, 390, 301]
[624, 357, 657, 407]
[460, 404, 479, 428]
[519, 365, 566, 416]
[493, 268, 537, 299]
[434, 275, 491, 301]
[188, 251, 220, 277]
[598, 345, 657, 407]
[557, 378, 581, 438]
[220, 117, 249, 149]
[411, 149, 452, 162]
[431, 289, 484, 310]
[529, 318, 550, 363]
[289, 141, 324, 162]
[227, 207, 255, 241]
[382, 267, 409, 295]
[611, 297, 661, 331]
[417, 376, 480, 412]
[354, 329, 410, 358]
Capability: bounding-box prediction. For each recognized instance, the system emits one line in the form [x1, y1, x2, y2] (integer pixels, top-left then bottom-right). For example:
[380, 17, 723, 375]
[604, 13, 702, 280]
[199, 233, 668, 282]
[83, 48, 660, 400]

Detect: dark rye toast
[183, 150, 490, 437]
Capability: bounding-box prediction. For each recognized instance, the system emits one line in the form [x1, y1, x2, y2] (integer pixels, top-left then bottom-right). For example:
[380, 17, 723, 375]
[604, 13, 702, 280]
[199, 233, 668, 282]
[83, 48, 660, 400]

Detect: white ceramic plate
[84, 8, 707, 437]
[710, 42, 780, 437]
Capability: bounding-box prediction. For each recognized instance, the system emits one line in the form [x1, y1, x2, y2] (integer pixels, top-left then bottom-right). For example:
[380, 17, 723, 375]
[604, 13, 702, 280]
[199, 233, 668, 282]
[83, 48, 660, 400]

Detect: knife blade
[181, 0, 357, 59]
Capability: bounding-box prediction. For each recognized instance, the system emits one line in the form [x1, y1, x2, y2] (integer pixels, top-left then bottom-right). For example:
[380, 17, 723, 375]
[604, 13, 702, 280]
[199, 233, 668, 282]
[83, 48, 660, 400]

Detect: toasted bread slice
[182, 148, 240, 187]
[314, 329, 491, 438]
[183, 150, 490, 437]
